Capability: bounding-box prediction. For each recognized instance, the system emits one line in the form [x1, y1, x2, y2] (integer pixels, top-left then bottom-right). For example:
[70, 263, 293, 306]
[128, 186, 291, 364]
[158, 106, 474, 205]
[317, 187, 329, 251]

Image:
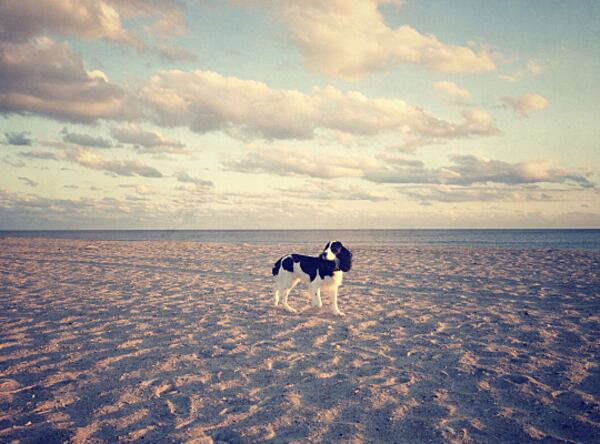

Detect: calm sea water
[1, 229, 599, 250]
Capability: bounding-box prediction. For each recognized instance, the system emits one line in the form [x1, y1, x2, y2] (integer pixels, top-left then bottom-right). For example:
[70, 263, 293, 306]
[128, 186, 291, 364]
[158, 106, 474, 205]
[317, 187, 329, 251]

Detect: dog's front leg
[311, 286, 322, 308]
[331, 286, 344, 316]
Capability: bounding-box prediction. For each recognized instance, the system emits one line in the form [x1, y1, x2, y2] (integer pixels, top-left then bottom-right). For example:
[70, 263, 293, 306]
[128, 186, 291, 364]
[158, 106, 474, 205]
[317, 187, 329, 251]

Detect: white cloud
[222, 146, 381, 179]
[122, 0, 189, 38]
[0, 189, 171, 229]
[499, 58, 548, 82]
[0, 36, 497, 146]
[0, 0, 189, 49]
[2, 187, 597, 229]
[62, 149, 163, 177]
[175, 171, 213, 187]
[20, 148, 163, 178]
[4, 131, 33, 146]
[223, 148, 594, 191]
[0, 188, 334, 230]
[279, 181, 388, 202]
[140, 69, 498, 143]
[18, 176, 38, 187]
[398, 185, 559, 203]
[0, 38, 134, 123]
[432, 81, 471, 99]
[0, 0, 140, 47]
[110, 124, 187, 153]
[118, 184, 156, 195]
[501, 94, 549, 116]
[61, 128, 113, 148]
[20, 150, 60, 160]
[261, 0, 496, 80]
[365, 154, 594, 188]
[141, 70, 317, 139]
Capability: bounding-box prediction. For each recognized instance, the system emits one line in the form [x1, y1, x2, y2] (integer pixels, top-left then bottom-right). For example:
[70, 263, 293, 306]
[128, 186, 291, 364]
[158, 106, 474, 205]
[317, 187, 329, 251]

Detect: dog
[272, 241, 352, 316]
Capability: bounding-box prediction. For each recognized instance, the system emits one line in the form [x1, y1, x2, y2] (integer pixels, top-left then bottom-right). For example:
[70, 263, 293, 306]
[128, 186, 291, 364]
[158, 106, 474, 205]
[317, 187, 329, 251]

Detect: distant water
[1, 229, 599, 250]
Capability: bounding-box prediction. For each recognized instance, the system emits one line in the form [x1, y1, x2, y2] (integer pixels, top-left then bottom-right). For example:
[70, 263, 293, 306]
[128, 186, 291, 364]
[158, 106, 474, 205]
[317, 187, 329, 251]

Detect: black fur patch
[292, 254, 337, 281]
[272, 257, 282, 275]
[337, 246, 353, 272]
[282, 256, 294, 273]
[330, 241, 343, 254]
[318, 259, 337, 279]
[290, 254, 316, 281]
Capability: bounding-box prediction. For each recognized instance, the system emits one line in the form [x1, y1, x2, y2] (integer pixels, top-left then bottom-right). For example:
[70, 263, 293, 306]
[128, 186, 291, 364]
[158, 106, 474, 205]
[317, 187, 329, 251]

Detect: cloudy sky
[1, 0, 599, 229]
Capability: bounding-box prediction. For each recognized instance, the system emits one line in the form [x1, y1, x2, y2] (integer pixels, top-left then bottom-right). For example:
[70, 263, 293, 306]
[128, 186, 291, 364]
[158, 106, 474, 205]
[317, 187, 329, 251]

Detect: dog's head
[321, 241, 353, 272]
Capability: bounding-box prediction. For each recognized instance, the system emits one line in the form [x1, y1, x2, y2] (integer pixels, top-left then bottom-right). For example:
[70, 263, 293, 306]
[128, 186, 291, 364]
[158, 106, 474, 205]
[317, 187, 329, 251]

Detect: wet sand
[1, 238, 599, 443]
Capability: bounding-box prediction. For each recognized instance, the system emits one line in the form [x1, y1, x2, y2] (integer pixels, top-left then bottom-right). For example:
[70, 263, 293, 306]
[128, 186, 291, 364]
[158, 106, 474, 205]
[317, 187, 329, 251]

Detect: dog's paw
[283, 304, 297, 313]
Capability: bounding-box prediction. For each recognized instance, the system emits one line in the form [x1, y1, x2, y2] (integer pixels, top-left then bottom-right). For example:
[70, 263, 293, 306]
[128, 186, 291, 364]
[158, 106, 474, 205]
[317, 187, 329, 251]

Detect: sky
[1, 0, 599, 229]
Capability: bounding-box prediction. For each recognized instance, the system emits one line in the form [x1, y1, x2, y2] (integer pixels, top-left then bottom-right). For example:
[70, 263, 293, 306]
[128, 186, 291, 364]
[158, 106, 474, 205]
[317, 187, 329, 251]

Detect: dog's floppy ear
[338, 246, 352, 272]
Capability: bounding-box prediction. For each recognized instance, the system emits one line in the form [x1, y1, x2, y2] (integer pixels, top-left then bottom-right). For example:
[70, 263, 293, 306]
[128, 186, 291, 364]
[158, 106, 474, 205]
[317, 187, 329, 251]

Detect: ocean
[1, 229, 599, 250]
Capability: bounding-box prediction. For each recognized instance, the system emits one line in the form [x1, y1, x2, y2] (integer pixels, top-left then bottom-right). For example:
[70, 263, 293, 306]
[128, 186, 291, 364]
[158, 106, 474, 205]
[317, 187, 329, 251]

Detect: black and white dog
[272, 241, 352, 316]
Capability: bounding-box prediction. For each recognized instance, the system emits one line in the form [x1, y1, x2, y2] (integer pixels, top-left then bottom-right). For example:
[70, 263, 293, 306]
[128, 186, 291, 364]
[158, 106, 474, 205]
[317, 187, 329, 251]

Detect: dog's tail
[272, 257, 283, 276]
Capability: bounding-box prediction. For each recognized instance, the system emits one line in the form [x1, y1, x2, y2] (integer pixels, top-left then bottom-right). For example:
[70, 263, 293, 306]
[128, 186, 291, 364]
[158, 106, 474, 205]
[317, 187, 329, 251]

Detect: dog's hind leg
[281, 278, 299, 313]
[282, 290, 296, 313]
[273, 286, 280, 306]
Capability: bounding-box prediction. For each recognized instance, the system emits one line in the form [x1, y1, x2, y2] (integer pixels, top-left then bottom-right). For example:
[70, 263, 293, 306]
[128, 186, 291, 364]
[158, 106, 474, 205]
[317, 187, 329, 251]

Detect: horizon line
[1, 228, 599, 232]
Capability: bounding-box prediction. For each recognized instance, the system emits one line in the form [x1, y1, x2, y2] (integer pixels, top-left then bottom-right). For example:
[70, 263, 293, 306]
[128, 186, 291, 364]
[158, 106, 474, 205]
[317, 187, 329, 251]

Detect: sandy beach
[1, 237, 599, 443]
